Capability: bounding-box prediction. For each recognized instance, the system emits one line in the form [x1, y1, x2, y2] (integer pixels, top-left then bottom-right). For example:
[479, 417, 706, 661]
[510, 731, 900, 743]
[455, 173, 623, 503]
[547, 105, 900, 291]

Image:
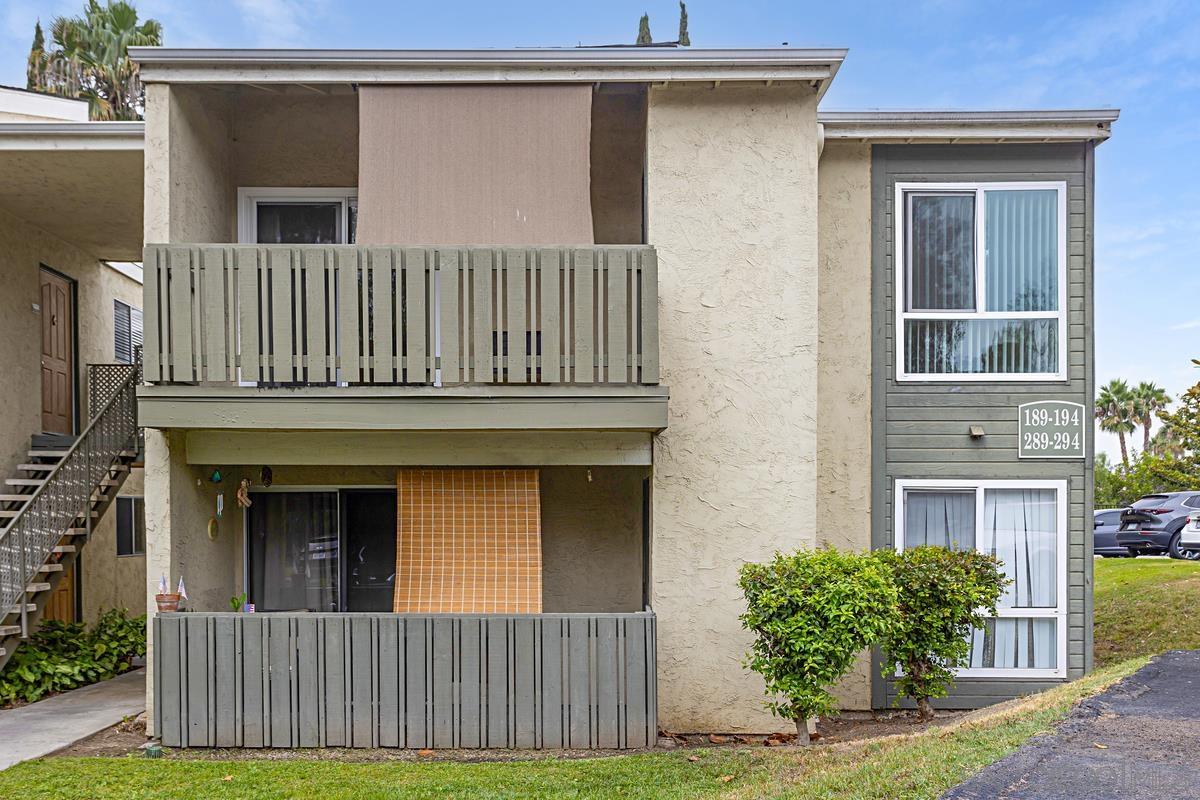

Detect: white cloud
[233, 0, 330, 46]
[1170, 319, 1200, 331]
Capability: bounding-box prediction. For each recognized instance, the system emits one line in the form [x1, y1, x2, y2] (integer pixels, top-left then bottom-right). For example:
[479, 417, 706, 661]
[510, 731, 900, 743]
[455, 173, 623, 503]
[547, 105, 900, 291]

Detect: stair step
[51, 545, 76, 554]
[65, 527, 88, 536]
[5, 604, 37, 614]
[0, 625, 19, 637]
[26, 583, 50, 593]
[0, 495, 31, 502]
[27, 450, 66, 459]
[110, 465, 130, 473]
[16, 463, 55, 473]
[37, 563, 64, 573]
[5, 478, 43, 487]
[0, 510, 21, 518]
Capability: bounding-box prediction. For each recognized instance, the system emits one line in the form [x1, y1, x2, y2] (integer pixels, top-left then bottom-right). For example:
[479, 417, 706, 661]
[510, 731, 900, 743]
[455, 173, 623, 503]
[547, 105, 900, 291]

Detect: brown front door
[40, 269, 74, 435]
[43, 562, 76, 623]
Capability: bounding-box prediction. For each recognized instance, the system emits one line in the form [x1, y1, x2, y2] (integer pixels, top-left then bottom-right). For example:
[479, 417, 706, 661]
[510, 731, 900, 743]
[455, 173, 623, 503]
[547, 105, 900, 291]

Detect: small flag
[177, 576, 188, 601]
[158, 574, 168, 595]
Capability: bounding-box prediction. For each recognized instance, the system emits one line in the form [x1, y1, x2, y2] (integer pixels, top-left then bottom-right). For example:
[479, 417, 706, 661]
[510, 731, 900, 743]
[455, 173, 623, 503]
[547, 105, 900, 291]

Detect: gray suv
[1116, 492, 1200, 559]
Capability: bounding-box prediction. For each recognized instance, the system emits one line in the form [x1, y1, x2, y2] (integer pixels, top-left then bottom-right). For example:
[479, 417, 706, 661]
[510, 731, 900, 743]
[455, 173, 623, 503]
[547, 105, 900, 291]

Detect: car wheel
[1168, 533, 1200, 561]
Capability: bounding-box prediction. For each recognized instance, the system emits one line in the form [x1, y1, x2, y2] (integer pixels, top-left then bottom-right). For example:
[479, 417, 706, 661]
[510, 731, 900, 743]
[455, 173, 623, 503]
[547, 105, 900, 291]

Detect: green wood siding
[870, 143, 1096, 709]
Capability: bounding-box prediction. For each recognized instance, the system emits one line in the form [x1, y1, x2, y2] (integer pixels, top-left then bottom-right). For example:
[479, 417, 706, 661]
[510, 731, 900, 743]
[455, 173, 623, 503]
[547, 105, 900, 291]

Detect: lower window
[896, 479, 1067, 678]
[116, 496, 145, 557]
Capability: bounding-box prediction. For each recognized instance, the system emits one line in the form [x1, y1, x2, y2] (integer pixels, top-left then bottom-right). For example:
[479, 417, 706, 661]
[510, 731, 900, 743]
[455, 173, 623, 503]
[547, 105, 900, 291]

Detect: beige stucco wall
[542, 466, 646, 613]
[0, 207, 141, 477]
[143, 84, 234, 243]
[646, 84, 821, 733]
[232, 92, 358, 189]
[143, 84, 358, 246]
[82, 468, 146, 622]
[817, 140, 875, 710]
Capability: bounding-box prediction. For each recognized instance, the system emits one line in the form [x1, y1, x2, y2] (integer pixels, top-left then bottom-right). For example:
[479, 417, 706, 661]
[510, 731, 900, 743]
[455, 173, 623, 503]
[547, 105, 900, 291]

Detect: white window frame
[116, 495, 145, 557]
[894, 181, 1068, 383]
[237, 187, 358, 244]
[894, 478, 1069, 679]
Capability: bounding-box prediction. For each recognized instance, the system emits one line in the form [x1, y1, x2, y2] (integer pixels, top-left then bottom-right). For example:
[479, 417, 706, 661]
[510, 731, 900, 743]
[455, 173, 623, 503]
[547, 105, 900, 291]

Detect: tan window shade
[356, 85, 595, 245]
[394, 468, 542, 613]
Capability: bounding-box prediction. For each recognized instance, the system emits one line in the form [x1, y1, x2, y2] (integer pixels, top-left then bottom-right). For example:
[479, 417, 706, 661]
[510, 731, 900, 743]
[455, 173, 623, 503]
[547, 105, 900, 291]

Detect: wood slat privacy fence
[143, 245, 659, 386]
[154, 611, 657, 750]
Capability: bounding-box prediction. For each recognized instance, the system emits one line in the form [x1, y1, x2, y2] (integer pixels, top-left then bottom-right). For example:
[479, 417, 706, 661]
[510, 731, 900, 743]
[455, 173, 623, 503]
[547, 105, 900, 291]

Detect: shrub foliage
[0, 608, 146, 706]
[738, 548, 898, 728]
[877, 547, 1008, 720]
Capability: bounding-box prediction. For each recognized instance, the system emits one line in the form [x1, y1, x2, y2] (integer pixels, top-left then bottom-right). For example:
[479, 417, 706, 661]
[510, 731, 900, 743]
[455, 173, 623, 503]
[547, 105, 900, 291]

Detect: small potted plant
[229, 592, 249, 612]
[155, 575, 186, 612]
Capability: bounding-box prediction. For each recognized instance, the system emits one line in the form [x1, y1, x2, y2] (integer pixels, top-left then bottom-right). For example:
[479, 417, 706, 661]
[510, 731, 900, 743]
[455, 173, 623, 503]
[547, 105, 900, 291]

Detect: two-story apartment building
[117, 46, 1115, 748]
[0, 86, 146, 656]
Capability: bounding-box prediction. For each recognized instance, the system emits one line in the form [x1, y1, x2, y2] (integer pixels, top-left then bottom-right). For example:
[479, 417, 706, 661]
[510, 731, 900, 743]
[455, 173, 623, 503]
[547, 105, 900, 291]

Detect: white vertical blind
[985, 189, 1059, 312]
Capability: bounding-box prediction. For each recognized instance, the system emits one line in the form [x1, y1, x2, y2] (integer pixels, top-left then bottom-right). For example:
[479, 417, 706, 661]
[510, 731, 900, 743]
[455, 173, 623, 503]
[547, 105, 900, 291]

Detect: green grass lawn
[1094, 556, 1200, 667]
[0, 657, 1145, 800]
[0, 558, 1176, 799]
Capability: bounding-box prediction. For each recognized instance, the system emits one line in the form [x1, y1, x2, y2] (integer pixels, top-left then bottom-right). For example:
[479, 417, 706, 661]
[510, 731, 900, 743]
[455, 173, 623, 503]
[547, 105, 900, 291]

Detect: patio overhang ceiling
[128, 46, 848, 99]
[0, 122, 144, 261]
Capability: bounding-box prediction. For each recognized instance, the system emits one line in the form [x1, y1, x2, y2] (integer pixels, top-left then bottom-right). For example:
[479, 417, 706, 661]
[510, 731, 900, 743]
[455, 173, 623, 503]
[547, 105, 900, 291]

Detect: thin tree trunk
[794, 716, 814, 745]
[1143, 421, 1152, 455]
[917, 696, 935, 722]
[1118, 432, 1129, 468]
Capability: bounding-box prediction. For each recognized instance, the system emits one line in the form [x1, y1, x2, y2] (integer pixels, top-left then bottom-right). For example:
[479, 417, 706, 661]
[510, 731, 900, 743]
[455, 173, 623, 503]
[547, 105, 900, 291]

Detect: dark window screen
[342, 490, 398, 612]
[256, 202, 340, 244]
[248, 492, 339, 612]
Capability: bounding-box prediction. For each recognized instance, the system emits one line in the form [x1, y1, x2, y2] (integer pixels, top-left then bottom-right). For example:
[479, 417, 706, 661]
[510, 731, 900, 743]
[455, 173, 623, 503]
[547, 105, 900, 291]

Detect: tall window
[114, 300, 143, 364]
[896, 479, 1067, 678]
[896, 182, 1066, 381]
[116, 496, 145, 557]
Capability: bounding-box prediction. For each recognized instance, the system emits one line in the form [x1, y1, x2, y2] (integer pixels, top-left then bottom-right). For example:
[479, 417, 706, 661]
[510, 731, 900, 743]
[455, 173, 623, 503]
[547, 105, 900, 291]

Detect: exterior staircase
[0, 362, 139, 672]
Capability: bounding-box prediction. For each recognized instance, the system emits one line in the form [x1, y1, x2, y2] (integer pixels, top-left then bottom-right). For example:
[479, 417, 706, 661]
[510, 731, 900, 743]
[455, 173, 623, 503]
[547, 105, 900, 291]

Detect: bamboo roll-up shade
[357, 85, 595, 245]
[394, 468, 542, 614]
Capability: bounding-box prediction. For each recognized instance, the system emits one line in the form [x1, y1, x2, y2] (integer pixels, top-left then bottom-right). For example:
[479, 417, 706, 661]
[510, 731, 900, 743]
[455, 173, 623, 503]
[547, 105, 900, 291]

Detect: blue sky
[2, 0, 1197, 457]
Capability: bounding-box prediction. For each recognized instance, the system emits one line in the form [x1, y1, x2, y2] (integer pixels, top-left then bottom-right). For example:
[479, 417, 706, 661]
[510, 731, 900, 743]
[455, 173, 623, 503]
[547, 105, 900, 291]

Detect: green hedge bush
[738, 547, 898, 734]
[0, 608, 146, 706]
[876, 546, 1009, 720]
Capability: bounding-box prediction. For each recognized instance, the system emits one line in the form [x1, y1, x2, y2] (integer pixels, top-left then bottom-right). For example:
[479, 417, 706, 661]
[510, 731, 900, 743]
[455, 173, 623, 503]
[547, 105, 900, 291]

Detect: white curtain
[969, 618, 1057, 670]
[981, 488, 1057, 608]
[904, 490, 976, 550]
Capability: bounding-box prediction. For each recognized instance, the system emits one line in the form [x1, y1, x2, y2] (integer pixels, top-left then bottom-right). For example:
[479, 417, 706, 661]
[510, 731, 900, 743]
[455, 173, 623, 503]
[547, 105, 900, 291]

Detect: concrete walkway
[0, 668, 144, 771]
[944, 651, 1200, 800]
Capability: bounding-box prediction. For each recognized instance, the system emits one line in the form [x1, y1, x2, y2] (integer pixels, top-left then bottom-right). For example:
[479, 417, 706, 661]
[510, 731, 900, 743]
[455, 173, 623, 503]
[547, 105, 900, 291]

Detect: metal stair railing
[0, 362, 138, 636]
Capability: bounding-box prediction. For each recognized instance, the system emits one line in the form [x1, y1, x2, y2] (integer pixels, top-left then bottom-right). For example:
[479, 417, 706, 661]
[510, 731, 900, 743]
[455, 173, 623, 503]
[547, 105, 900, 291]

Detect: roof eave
[0, 121, 145, 151]
[127, 46, 848, 88]
[818, 110, 1119, 143]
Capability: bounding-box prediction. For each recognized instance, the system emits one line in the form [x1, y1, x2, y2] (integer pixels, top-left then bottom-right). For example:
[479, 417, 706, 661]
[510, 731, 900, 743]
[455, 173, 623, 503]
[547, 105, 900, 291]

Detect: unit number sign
[1018, 401, 1086, 459]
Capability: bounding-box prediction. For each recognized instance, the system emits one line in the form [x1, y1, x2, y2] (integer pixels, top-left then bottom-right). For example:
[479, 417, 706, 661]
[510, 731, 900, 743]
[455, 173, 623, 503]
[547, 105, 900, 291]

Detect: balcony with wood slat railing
[138, 244, 666, 432]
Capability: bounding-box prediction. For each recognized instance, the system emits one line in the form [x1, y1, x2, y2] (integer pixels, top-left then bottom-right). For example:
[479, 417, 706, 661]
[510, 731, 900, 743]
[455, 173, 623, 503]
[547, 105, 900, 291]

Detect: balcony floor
[137, 383, 668, 432]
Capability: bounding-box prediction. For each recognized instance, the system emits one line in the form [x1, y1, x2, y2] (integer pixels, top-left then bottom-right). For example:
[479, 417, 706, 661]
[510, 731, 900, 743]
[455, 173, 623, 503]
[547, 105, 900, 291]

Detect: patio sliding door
[247, 492, 339, 612]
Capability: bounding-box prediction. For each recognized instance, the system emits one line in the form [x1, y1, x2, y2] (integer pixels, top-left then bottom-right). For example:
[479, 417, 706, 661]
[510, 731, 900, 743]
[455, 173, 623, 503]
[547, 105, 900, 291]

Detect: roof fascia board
[0, 121, 144, 151]
[128, 47, 846, 85]
[819, 110, 1118, 142]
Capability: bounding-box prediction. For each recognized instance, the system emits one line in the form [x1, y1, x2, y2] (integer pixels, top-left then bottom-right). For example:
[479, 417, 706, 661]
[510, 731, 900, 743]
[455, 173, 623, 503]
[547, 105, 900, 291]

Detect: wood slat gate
[143, 245, 659, 387]
[154, 611, 657, 750]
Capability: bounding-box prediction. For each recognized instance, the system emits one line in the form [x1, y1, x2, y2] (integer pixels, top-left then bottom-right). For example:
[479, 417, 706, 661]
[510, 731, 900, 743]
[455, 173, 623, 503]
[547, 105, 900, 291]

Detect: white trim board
[237, 187, 358, 244]
[893, 478, 1069, 680]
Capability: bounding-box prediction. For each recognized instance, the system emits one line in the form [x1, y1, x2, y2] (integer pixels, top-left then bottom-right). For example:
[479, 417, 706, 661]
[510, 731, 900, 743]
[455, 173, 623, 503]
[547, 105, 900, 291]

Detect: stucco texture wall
[646, 84, 821, 733]
[0, 207, 141, 477]
[82, 468, 146, 622]
[816, 140, 874, 710]
[143, 84, 358, 245]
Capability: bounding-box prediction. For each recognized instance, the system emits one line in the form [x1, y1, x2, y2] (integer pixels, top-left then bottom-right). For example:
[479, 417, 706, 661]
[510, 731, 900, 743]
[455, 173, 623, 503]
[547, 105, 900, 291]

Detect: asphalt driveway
[943, 650, 1200, 800]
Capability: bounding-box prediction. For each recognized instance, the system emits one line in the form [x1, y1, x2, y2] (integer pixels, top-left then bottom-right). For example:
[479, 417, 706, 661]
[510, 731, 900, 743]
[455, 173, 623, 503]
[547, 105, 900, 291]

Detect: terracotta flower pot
[155, 592, 182, 612]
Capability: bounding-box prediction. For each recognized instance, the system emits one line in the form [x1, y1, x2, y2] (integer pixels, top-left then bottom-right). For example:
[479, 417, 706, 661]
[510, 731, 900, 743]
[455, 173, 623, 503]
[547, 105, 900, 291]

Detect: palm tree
[1096, 379, 1137, 468]
[26, 1, 162, 121]
[1132, 381, 1172, 454]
